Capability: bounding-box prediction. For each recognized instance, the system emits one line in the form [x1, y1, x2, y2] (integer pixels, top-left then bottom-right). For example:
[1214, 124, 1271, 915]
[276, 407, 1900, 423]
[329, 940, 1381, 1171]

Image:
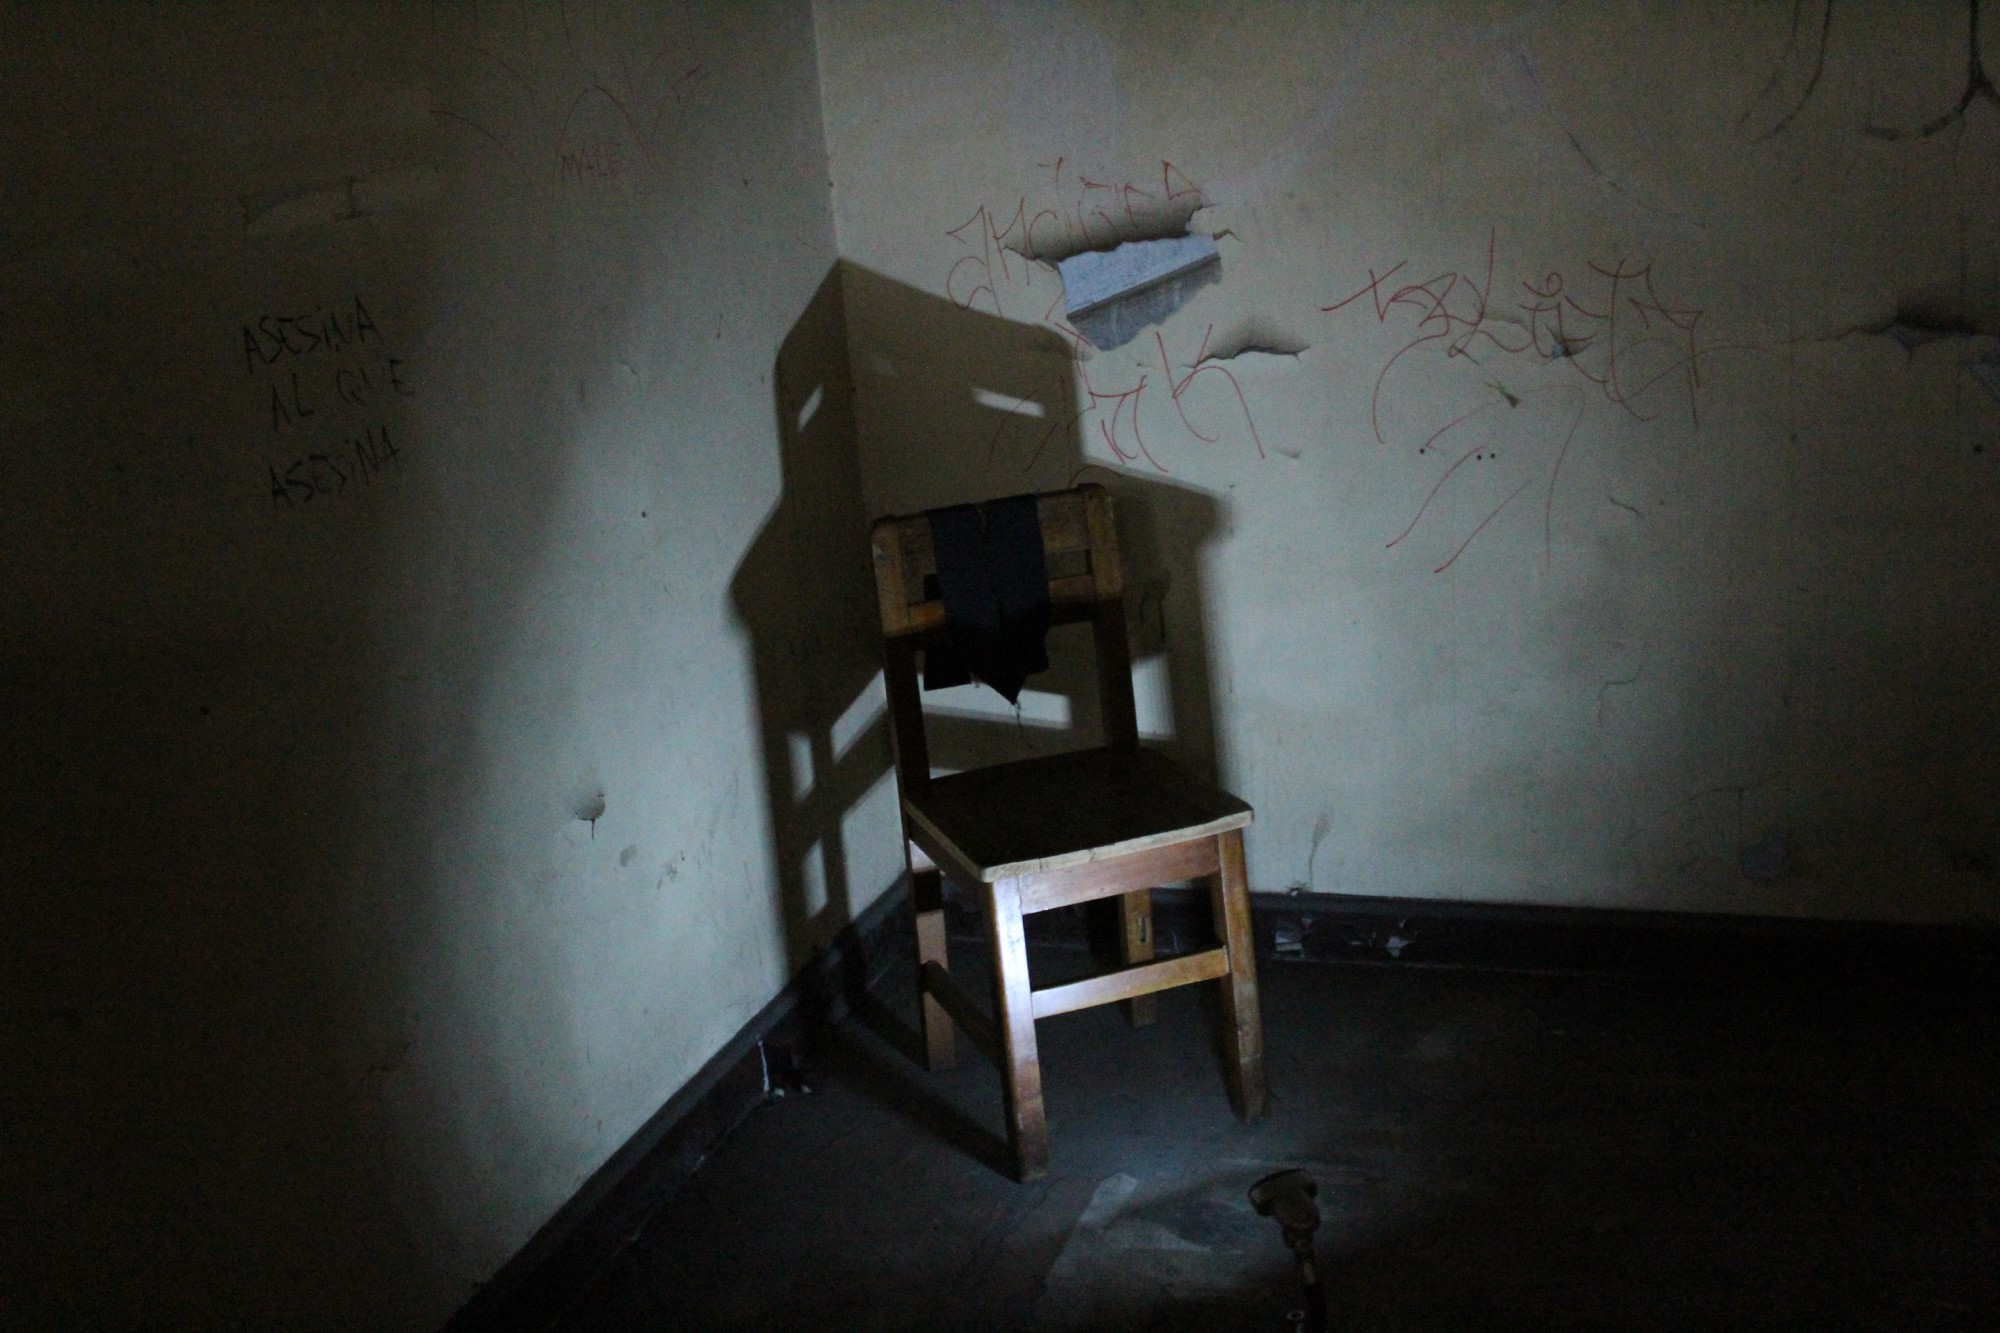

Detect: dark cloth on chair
[923, 494, 1050, 704]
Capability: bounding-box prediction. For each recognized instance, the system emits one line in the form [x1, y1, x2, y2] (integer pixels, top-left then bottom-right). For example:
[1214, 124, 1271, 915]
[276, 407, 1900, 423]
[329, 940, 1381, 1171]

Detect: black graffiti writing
[269, 370, 317, 431]
[267, 425, 401, 510]
[241, 296, 384, 374]
[244, 293, 414, 511]
[266, 352, 414, 433]
[335, 357, 415, 409]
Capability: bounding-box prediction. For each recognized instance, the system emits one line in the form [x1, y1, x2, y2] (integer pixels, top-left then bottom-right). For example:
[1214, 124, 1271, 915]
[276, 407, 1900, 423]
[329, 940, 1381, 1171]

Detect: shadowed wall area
[1, 3, 852, 1327]
[732, 268, 902, 982]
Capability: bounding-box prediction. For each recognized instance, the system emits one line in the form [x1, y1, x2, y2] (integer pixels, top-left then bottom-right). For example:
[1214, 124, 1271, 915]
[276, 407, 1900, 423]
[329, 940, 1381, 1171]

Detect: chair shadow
[730, 260, 1239, 1168]
[836, 988, 1014, 1177]
[729, 266, 888, 983]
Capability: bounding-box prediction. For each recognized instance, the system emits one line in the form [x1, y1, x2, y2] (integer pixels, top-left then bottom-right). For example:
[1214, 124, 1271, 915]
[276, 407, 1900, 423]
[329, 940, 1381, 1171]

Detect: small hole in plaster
[570, 784, 607, 838]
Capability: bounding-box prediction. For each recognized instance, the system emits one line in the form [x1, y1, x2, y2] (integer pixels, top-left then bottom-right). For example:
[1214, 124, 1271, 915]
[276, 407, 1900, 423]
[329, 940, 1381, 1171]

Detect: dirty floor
[553, 924, 2000, 1331]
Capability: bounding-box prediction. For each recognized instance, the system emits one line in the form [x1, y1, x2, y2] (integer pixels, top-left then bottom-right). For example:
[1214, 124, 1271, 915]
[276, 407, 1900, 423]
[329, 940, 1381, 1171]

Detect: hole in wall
[569, 783, 607, 837]
[1060, 235, 1222, 351]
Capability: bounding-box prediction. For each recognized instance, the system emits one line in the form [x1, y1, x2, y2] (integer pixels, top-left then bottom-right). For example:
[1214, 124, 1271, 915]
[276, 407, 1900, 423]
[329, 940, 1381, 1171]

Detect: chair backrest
[868, 484, 1138, 796]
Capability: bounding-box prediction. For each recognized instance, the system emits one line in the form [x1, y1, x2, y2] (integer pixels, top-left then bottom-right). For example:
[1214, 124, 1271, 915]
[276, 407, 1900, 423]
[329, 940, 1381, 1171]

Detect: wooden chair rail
[881, 597, 1105, 645]
[870, 485, 1124, 637]
[1029, 946, 1232, 1021]
[926, 942, 1234, 1048]
[1014, 836, 1222, 913]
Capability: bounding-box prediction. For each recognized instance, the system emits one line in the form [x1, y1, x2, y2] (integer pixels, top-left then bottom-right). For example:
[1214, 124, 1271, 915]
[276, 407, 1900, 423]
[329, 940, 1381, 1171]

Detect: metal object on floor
[1250, 1168, 1327, 1333]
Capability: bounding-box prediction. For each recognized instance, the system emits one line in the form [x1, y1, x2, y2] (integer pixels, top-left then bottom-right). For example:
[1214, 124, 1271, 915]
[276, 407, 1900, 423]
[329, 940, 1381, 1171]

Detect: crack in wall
[1866, 0, 1999, 140]
[1740, 0, 1835, 140]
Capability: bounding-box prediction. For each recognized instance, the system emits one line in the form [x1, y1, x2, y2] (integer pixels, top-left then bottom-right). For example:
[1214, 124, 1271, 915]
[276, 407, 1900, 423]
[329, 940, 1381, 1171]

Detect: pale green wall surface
[812, 0, 2000, 922]
[1, 3, 899, 1328]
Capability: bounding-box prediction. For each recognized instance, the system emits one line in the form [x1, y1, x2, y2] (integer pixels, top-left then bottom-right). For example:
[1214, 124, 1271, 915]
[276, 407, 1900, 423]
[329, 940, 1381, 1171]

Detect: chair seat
[903, 746, 1252, 882]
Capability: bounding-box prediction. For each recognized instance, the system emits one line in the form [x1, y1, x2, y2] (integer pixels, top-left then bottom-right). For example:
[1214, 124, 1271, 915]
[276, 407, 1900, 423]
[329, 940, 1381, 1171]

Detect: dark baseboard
[442, 880, 914, 1333]
[449, 880, 1993, 1329]
[1228, 890, 1997, 984]
[975, 886, 1997, 988]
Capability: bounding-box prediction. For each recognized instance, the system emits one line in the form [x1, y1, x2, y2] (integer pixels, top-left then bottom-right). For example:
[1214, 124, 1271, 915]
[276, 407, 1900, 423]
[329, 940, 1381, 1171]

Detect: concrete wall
[813, 0, 2000, 922]
[1, 3, 899, 1327]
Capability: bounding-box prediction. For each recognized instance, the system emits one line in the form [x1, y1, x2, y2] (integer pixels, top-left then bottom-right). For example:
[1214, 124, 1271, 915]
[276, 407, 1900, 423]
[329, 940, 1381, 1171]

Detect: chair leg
[912, 866, 956, 1071]
[1120, 888, 1158, 1027]
[984, 877, 1049, 1181]
[1210, 828, 1267, 1122]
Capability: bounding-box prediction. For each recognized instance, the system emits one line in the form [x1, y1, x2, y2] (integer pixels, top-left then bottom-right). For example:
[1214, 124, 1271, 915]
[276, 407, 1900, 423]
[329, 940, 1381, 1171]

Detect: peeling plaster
[1193, 321, 1311, 366]
[1003, 191, 1208, 266]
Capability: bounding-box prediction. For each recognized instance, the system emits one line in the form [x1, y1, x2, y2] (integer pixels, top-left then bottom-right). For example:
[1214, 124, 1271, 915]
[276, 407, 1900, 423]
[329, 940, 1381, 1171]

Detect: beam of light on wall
[971, 387, 1046, 417]
[831, 670, 886, 762]
[924, 683, 1071, 728]
[801, 838, 828, 916]
[795, 383, 824, 431]
[1131, 655, 1175, 741]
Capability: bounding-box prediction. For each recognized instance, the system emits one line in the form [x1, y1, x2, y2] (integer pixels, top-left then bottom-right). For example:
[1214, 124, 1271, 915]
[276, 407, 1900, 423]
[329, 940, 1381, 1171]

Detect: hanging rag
[923, 493, 1050, 704]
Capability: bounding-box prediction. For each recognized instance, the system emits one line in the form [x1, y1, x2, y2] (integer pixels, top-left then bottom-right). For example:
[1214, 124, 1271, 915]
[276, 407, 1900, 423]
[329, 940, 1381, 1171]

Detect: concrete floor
[555, 923, 2000, 1331]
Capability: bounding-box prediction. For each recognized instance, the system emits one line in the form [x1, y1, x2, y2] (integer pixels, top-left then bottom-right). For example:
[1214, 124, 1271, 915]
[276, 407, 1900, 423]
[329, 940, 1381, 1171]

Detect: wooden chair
[868, 483, 1265, 1180]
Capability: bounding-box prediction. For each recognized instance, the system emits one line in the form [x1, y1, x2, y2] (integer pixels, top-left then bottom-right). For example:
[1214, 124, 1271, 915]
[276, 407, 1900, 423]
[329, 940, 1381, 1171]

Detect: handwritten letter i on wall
[244, 296, 414, 511]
